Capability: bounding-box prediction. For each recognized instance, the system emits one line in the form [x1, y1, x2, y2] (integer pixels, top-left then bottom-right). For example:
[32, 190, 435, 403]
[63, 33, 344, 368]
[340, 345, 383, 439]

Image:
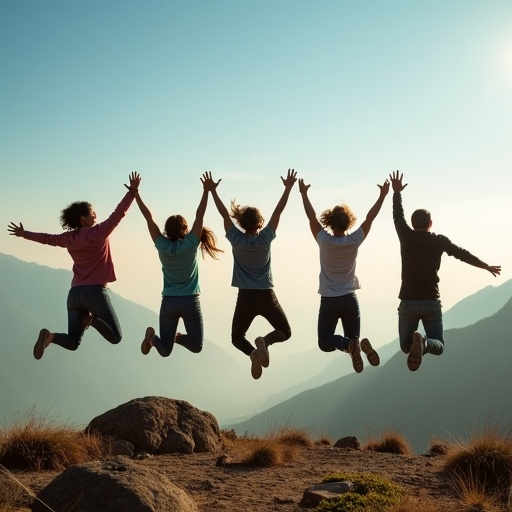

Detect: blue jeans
[231, 289, 291, 356]
[52, 285, 122, 351]
[152, 295, 203, 357]
[397, 299, 444, 355]
[318, 293, 360, 352]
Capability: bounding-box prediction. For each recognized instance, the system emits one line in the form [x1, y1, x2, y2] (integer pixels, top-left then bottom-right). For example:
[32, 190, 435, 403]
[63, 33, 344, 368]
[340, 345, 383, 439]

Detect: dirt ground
[7, 444, 467, 511]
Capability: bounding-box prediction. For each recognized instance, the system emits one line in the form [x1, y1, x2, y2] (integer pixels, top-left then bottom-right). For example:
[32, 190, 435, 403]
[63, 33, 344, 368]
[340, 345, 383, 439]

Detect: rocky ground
[8, 444, 465, 511]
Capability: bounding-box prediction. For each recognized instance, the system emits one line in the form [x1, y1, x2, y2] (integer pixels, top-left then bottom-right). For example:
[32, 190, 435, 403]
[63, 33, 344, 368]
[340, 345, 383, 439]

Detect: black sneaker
[255, 337, 270, 368]
[250, 350, 263, 379]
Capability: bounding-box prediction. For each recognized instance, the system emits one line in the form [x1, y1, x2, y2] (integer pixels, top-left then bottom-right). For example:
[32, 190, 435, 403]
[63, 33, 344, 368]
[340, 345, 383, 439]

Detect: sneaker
[407, 331, 424, 371]
[360, 338, 380, 367]
[141, 327, 155, 355]
[34, 328, 52, 360]
[250, 350, 263, 380]
[348, 338, 364, 373]
[255, 337, 269, 368]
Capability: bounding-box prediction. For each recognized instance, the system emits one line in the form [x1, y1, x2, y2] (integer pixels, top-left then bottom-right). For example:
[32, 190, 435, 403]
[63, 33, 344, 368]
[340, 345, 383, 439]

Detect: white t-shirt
[316, 226, 365, 297]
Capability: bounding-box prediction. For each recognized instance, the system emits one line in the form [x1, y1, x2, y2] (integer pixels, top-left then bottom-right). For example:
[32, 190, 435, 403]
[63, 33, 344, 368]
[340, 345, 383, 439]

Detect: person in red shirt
[7, 172, 141, 359]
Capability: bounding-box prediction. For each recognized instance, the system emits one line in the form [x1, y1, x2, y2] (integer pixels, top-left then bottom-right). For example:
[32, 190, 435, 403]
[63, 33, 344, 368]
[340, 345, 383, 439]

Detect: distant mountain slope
[0, 254, 255, 425]
[260, 279, 512, 410]
[231, 295, 512, 452]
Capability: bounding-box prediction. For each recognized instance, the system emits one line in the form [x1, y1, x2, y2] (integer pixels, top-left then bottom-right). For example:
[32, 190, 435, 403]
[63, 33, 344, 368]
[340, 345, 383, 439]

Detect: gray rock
[86, 396, 223, 454]
[32, 456, 198, 512]
[110, 439, 135, 457]
[334, 436, 360, 450]
[301, 481, 353, 508]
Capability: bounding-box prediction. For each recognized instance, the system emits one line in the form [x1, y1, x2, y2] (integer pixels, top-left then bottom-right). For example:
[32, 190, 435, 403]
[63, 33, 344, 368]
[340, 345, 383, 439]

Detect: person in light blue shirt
[135, 172, 223, 357]
[210, 169, 297, 380]
[299, 176, 389, 374]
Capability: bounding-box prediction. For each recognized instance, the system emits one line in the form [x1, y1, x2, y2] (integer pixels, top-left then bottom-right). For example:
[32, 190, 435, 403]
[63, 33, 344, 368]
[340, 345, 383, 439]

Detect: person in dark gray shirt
[389, 171, 501, 371]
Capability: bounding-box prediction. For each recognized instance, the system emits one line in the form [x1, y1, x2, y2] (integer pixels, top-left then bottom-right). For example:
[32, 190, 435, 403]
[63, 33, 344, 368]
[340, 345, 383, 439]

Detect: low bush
[363, 430, 412, 456]
[316, 471, 405, 511]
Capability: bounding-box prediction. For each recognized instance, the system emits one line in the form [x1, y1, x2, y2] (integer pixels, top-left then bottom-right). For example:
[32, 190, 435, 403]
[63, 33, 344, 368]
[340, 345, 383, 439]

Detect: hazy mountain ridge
[230, 294, 512, 452]
[1, 252, 510, 441]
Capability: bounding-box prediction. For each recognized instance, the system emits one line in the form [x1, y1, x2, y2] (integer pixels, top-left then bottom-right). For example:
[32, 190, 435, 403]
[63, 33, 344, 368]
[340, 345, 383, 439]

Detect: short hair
[230, 200, 264, 232]
[60, 201, 91, 230]
[320, 204, 357, 232]
[411, 209, 431, 230]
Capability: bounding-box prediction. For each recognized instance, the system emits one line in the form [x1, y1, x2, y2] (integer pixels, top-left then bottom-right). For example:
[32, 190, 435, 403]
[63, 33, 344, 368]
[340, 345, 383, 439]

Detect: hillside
[231, 295, 512, 452]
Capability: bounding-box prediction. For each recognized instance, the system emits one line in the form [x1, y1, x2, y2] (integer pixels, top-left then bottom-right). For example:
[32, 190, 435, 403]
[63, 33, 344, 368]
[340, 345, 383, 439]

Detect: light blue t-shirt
[226, 224, 276, 289]
[155, 232, 200, 296]
[316, 226, 365, 297]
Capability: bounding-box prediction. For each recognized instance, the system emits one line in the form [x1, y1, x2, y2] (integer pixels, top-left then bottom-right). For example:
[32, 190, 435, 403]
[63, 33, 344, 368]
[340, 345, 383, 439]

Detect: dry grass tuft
[427, 438, 450, 457]
[0, 411, 109, 471]
[244, 440, 285, 467]
[275, 427, 313, 447]
[315, 436, 332, 446]
[388, 490, 441, 512]
[363, 430, 413, 456]
[442, 427, 512, 504]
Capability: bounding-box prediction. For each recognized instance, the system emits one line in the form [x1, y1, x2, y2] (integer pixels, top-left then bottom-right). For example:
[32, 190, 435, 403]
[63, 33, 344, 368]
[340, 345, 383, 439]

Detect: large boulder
[87, 396, 223, 454]
[32, 457, 198, 512]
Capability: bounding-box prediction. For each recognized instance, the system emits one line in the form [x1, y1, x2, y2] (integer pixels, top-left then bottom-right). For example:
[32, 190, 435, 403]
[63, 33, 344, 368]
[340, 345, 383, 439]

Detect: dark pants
[231, 289, 291, 356]
[52, 285, 122, 351]
[152, 295, 203, 357]
[397, 299, 445, 355]
[317, 292, 360, 352]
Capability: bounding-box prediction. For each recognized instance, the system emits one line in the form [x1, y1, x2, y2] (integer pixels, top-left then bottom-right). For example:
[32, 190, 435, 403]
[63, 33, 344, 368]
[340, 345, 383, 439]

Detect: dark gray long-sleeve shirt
[393, 192, 483, 300]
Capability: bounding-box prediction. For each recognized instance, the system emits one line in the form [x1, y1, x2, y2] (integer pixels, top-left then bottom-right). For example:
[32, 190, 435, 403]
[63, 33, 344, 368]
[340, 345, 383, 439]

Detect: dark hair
[60, 201, 91, 230]
[411, 209, 431, 230]
[230, 200, 264, 232]
[164, 215, 223, 260]
[320, 204, 357, 232]
[164, 215, 188, 241]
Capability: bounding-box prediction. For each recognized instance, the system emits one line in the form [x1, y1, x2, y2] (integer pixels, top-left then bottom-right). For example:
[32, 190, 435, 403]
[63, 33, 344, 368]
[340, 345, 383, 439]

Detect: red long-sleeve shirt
[24, 191, 135, 287]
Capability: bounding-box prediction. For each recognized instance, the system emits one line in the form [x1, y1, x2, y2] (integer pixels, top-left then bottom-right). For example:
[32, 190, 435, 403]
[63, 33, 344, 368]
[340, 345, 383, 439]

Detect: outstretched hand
[7, 222, 24, 237]
[486, 265, 501, 277]
[124, 171, 141, 191]
[201, 171, 220, 192]
[298, 178, 310, 194]
[378, 179, 390, 196]
[389, 170, 408, 193]
[281, 168, 297, 188]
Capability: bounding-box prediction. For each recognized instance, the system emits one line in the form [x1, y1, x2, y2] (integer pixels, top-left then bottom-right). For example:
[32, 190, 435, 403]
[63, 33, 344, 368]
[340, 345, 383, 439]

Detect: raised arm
[268, 168, 297, 232]
[134, 193, 162, 242]
[360, 179, 390, 237]
[209, 174, 233, 232]
[298, 179, 322, 238]
[190, 172, 215, 237]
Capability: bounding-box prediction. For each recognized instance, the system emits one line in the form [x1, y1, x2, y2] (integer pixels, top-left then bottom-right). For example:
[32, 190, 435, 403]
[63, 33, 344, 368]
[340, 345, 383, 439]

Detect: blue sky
[1, 0, 511, 355]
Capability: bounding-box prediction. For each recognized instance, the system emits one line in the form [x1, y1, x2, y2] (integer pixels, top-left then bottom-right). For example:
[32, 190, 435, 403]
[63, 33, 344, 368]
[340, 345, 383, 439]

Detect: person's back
[389, 170, 501, 371]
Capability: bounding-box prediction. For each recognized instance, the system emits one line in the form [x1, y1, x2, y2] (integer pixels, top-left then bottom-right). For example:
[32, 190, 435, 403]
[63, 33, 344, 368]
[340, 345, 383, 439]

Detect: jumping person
[209, 169, 297, 379]
[389, 170, 501, 371]
[136, 172, 223, 357]
[7, 172, 141, 359]
[298, 177, 389, 373]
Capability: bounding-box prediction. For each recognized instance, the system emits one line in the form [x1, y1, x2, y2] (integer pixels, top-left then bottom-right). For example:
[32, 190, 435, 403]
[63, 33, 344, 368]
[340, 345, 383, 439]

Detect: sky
[1, 0, 511, 358]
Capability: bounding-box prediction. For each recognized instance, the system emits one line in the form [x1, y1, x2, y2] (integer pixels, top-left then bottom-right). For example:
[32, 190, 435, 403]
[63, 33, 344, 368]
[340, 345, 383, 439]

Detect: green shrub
[316, 472, 405, 511]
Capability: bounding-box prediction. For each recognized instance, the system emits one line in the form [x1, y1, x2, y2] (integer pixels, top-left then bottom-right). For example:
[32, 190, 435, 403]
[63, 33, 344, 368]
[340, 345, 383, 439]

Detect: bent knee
[318, 339, 336, 353]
